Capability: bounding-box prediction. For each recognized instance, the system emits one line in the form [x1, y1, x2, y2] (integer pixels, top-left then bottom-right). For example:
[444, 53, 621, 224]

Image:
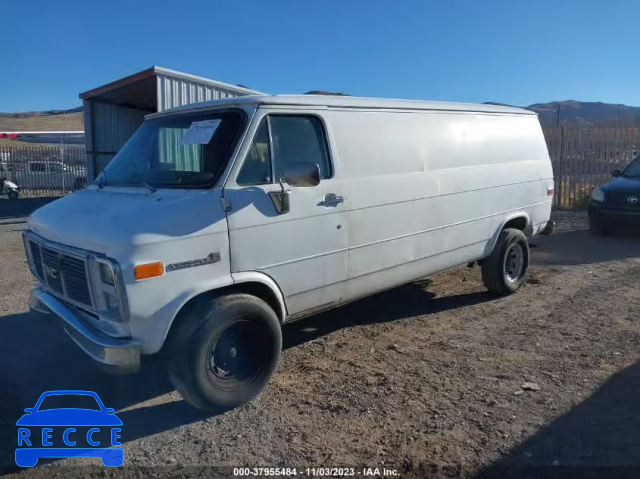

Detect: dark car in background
[589, 156, 640, 235]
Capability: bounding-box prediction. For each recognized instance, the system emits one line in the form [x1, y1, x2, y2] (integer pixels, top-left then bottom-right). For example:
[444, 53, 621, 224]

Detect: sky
[0, 0, 638, 112]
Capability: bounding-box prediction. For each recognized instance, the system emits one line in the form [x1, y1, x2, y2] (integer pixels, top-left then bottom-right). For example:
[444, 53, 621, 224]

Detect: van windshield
[98, 110, 245, 189]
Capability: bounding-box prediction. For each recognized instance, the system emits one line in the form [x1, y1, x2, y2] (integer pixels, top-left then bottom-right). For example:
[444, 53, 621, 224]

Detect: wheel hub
[207, 321, 264, 384]
[504, 243, 524, 282]
[209, 328, 242, 379]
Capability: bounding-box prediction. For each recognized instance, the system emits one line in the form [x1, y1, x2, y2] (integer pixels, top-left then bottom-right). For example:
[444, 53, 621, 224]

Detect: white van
[25, 95, 554, 410]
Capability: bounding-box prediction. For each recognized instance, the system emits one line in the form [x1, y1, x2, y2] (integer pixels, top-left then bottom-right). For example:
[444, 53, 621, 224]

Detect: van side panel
[327, 109, 552, 303]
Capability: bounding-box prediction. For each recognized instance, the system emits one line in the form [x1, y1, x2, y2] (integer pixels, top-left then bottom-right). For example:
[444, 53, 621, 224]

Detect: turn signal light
[134, 262, 164, 280]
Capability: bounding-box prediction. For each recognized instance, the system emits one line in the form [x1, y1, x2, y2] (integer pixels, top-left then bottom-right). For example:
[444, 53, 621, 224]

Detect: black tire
[481, 228, 530, 295]
[589, 216, 608, 236]
[7, 190, 18, 200]
[168, 293, 282, 411]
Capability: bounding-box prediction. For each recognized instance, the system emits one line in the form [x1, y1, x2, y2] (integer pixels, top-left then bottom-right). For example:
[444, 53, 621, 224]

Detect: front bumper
[29, 288, 140, 373]
[589, 201, 640, 228]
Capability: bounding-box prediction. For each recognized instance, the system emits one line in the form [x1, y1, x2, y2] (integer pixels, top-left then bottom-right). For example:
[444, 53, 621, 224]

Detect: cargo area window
[236, 115, 331, 186]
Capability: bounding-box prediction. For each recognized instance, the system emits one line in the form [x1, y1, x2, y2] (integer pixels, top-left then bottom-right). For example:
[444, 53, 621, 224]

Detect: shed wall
[84, 100, 148, 180]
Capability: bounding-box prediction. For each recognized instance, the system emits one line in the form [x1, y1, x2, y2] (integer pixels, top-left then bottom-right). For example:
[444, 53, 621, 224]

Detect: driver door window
[236, 115, 331, 186]
[236, 120, 272, 185]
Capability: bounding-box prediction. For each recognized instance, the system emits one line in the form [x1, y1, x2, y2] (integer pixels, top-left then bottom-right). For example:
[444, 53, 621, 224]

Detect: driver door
[223, 110, 348, 317]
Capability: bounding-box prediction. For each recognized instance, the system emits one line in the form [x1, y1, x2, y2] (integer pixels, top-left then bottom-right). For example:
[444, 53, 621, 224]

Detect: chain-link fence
[541, 119, 637, 209]
[0, 144, 87, 196]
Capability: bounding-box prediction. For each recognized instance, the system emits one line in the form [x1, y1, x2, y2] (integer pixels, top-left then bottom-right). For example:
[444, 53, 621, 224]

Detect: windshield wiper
[97, 170, 108, 189]
[142, 181, 157, 194]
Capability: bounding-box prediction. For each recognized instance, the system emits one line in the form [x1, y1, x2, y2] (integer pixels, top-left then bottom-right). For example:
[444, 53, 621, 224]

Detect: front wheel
[168, 293, 282, 411]
[8, 190, 18, 200]
[481, 228, 530, 295]
[589, 216, 608, 236]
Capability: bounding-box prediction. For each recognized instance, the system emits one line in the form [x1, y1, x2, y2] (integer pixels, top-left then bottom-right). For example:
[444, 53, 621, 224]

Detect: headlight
[89, 258, 125, 320]
[591, 186, 605, 202]
[103, 292, 120, 315]
[99, 262, 115, 285]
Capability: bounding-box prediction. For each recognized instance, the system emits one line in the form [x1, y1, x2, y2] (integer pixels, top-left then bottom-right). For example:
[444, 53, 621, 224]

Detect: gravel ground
[0, 205, 639, 478]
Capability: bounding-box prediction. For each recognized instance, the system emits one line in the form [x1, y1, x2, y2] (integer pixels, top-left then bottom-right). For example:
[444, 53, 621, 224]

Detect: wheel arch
[229, 271, 288, 321]
[161, 272, 287, 353]
[483, 212, 532, 259]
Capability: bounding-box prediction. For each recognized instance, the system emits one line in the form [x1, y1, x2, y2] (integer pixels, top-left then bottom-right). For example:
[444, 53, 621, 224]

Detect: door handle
[322, 193, 344, 207]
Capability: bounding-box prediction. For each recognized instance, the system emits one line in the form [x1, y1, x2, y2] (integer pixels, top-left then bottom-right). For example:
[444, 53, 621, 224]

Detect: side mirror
[612, 169, 621, 178]
[268, 189, 290, 215]
[24, 408, 33, 413]
[105, 408, 115, 414]
[282, 162, 321, 187]
[268, 162, 321, 215]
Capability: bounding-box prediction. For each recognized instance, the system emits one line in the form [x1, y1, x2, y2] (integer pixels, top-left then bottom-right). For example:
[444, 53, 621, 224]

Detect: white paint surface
[26, 96, 552, 356]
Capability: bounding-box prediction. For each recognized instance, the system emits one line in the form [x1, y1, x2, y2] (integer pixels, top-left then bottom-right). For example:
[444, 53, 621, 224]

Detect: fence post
[554, 106, 563, 208]
[557, 126, 565, 207]
[60, 135, 66, 195]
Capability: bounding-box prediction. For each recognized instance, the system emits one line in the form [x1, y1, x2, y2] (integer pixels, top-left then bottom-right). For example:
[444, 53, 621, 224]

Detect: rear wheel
[168, 293, 282, 411]
[8, 190, 18, 200]
[481, 228, 530, 295]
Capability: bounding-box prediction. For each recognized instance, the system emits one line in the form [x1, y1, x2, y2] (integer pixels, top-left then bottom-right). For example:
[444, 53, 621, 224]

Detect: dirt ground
[0, 201, 639, 478]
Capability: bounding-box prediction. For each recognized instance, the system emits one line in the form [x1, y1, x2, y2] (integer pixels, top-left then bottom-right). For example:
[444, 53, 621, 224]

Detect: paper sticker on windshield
[179, 119, 221, 145]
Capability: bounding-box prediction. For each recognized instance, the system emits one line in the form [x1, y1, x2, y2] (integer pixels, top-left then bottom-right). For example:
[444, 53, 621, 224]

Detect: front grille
[41, 247, 63, 293]
[29, 241, 44, 279]
[29, 239, 92, 307]
[606, 191, 640, 209]
[61, 256, 92, 305]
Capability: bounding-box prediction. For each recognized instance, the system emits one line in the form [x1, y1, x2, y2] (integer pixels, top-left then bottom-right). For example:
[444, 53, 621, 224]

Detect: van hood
[602, 175, 640, 193]
[27, 186, 227, 256]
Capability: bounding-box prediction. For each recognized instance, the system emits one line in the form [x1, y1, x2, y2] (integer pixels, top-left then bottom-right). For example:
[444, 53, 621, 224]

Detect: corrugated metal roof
[79, 66, 262, 107]
[156, 72, 257, 112]
[153, 67, 263, 96]
[149, 94, 535, 118]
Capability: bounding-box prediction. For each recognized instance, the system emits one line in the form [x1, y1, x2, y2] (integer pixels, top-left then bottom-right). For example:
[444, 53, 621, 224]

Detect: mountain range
[0, 107, 83, 133]
[507, 101, 639, 125]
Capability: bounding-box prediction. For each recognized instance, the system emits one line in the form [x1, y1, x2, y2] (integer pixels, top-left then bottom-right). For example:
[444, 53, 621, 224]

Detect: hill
[527, 100, 640, 125]
[0, 107, 84, 132]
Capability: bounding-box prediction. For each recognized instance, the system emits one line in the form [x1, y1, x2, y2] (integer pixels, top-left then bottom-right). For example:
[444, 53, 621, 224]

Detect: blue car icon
[15, 390, 123, 467]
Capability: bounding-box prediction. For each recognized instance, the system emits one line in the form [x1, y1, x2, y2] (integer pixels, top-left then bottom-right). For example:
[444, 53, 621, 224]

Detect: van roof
[148, 94, 535, 118]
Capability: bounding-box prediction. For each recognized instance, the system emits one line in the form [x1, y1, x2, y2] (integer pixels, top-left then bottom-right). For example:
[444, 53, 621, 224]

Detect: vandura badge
[15, 390, 123, 467]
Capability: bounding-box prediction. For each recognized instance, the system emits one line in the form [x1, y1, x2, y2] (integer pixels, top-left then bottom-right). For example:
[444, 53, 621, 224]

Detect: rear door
[223, 109, 348, 316]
